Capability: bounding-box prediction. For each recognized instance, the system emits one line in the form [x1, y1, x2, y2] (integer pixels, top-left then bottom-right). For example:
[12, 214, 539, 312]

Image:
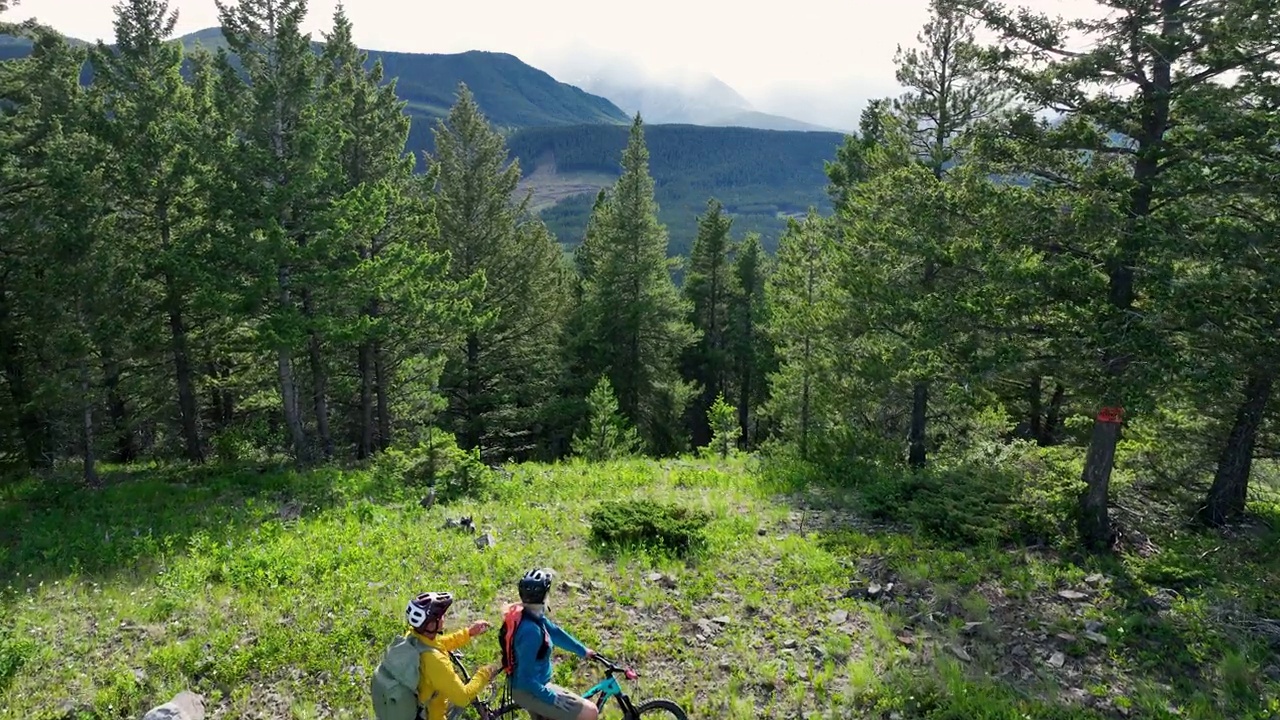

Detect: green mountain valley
[1, 26, 841, 251]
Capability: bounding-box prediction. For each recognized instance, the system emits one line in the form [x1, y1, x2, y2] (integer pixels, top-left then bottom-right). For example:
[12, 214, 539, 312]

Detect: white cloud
[7, 0, 1103, 131]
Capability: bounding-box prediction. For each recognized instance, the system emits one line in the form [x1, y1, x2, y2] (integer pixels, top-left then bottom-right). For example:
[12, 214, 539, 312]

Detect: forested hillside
[3, 0, 1280, 718]
[510, 124, 843, 255]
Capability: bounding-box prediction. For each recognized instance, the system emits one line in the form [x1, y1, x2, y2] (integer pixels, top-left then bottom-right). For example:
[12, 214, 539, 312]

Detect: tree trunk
[0, 294, 50, 469]
[1076, 0, 1173, 553]
[277, 266, 310, 463]
[357, 339, 375, 459]
[79, 357, 99, 488]
[301, 289, 332, 460]
[1201, 369, 1274, 526]
[1079, 409, 1122, 552]
[737, 361, 751, 450]
[800, 335, 811, 461]
[462, 332, 482, 451]
[102, 355, 136, 464]
[166, 275, 202, 462]
[908, 381, 928, 469]
[1041, 382, 1065, 446]
[374, 339, 391, 450]
[1027, 375, 1043, 442]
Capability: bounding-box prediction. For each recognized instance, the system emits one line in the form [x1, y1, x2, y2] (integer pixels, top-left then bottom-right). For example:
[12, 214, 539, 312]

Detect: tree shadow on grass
[768, 457, 1280, 719]
[0, 459, 419, 588]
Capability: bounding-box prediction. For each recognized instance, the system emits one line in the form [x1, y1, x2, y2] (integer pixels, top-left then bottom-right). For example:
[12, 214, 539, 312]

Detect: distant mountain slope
[509, 124, 845, 256]
[176, 28, 630, 132]
[2, 28, 845, 255]
[1, 28, 630, 132]
[537, 46, 838, 133]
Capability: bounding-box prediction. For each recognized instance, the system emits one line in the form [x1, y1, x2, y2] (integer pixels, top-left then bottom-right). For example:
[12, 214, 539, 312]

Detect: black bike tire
[630, 698, 688, 720]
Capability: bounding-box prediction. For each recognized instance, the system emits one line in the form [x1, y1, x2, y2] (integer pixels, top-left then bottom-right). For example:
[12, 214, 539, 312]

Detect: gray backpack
[371, 634, 446, 720]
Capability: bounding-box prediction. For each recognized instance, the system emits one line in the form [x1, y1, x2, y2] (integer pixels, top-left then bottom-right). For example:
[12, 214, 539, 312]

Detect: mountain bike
[447, 650, 688, 720]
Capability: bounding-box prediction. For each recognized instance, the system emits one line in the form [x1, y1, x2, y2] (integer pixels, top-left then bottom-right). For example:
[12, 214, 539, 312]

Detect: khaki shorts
[511, 684, 586, 720]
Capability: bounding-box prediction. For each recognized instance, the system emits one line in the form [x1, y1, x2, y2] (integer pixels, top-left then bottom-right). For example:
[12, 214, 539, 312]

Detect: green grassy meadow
[2, 453, 1278, 720]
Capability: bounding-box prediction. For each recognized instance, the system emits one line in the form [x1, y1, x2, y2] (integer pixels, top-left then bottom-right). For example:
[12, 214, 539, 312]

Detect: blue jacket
[511, 611, 588, 706]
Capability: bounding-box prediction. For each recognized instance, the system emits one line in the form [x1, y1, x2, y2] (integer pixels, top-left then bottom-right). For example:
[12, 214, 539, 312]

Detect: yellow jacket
[410, 628, 493, 720]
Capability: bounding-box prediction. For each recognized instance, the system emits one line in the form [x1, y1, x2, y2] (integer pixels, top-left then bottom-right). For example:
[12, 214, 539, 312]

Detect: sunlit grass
[1, 453, 1278, 719]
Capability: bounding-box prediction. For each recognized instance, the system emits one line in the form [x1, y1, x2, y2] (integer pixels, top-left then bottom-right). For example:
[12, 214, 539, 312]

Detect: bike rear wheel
[629, 698, 687, 720]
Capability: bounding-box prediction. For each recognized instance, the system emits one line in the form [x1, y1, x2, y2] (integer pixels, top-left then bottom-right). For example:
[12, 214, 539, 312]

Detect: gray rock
[828, 609, 849, 625]
[474, 532, 496, 549]
[141, 691, 205, 720]
[1058, 589, 1088, 600]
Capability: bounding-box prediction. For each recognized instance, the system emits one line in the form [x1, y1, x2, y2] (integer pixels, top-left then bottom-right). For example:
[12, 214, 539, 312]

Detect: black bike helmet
[518, 568, 554, 604]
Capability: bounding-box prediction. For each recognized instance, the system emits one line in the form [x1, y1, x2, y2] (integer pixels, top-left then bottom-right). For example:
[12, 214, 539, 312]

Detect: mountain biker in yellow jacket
[372, 591, 500, 720]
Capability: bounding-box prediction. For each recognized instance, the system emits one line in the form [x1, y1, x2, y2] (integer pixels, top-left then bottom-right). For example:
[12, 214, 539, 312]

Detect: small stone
[949, 644, 972, 662]
[717, 660, 732, 671]
[1056, 633, 1077, 642]
[419, 490, 436, 509]
[142, 691, 205, 720]
[1048, 651, 1066, 668]
[962, 621, 984, 634]
[1058, 590, 1088, 601]
[867, 582, 883, 598]
[757, 528, 767, 536]
[1084, 619, 1104, 633]
[783, 638, 798, 649]
[896, 633, 915, 646]
[711, 616, 731, 625]
[828, 609, 849, 625]
[563, 581, 584, 592]
[1084, 631, 1108, 645]
[1084, 573, 1105, 585]
[474, 532, 496, 549]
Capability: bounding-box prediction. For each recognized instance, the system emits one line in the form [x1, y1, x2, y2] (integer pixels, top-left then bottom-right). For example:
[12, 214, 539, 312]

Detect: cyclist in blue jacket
[499, 569, 599, 720]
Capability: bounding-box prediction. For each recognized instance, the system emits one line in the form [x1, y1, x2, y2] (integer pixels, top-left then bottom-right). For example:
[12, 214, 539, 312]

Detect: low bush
[588, 498, 711, 558]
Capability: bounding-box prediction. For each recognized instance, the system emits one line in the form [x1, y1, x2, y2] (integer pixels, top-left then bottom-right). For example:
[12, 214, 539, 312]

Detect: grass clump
[587, 498, 711, 558]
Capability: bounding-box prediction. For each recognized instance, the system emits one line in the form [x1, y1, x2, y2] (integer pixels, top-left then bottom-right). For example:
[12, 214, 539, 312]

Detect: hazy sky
[5, 0, 1100, 130]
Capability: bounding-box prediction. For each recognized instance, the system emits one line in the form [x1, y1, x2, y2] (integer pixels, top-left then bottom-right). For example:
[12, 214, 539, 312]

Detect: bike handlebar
[592, 653, 638, 680]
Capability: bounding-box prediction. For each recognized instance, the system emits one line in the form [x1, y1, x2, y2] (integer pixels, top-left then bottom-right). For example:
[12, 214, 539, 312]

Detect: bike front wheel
[629, 698, 688, 720]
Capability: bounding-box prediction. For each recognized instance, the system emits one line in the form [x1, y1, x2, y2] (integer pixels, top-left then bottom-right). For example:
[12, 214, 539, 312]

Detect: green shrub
[0, 624, 34, 693]
[371, 429, 500, 504]
[853, 446, 1077, 548]
[588, 499, 711, 558]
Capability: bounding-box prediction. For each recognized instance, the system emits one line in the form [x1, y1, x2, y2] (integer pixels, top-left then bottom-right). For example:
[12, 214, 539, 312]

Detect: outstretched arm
[436, 628, 473, 652]
[544, 618, 590, 658]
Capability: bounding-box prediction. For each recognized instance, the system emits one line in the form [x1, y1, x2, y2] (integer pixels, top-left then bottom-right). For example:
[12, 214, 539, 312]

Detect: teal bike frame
[583, 673, 625, 706]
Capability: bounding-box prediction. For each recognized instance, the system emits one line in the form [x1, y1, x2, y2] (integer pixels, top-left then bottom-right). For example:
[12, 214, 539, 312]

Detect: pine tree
[571, 375, 640, 462]
[428, 84, 571, 461]
[681, 198, 735, 449]
[726, 232, 776, 448]
[763, 212, 839, 460]
[315, 4, 427, 457]
[90, 0, 208, 463]
[965, 0, 1280, 551]
[214, 0, 328, 463]
[887, 0, 1006, 469]
[706, 393, 738, 460]
[578, 114, 697, 455]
